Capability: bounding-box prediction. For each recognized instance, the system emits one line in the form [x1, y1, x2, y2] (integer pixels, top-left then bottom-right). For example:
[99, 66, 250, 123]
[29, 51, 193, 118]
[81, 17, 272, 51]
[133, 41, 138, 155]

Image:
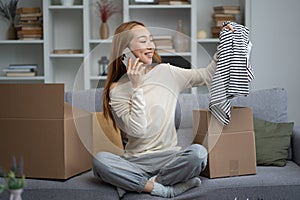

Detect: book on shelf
[213, 6, 240, 14]
[213, 14, 236, 22]
[154, 40, 173, 48]
[3, 64, 38, 77]
[158, 0, 190, 5]
[168, 0, 190, 5]
[153, 35, 173, 40]
[211, 26, 223, 38]
[3, 68, 34, 73]
[17, 29, 43, 35]
[15, 7, 43, 40]
[19, 12, 42, 18]
[158, 0, 169, 5]
[18, 20, 42, 25]
[18, 37, 42, 40]
[8, 64, 38, 69]
[153, 35, 174, 52]
[16, 26, 42, 31]
[6, 72, 36, 77]
[16, 7, 41, 14]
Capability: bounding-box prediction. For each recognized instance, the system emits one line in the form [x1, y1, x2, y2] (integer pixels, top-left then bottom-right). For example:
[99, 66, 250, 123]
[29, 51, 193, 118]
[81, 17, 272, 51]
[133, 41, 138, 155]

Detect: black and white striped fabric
[209, 22, 254, 125]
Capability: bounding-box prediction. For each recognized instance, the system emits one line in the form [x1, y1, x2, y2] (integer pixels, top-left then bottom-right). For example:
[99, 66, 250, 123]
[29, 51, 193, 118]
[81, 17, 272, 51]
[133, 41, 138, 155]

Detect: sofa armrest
[292, 125, 300, 166]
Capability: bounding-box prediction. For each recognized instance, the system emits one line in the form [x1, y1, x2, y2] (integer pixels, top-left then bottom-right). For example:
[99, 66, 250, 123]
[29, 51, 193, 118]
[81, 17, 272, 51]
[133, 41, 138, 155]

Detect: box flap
[64, 103, 90, 119]
[0, 84, 64, 119]
[193, 107, 253, 134]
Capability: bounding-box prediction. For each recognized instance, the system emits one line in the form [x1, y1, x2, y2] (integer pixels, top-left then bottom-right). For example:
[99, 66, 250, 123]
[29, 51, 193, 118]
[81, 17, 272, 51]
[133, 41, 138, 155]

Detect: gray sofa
[1, 87, 300, 200]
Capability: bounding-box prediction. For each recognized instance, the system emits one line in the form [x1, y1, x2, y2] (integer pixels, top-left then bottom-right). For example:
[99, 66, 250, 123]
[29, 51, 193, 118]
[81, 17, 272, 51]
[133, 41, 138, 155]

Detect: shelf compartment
[0, 44, 44, 77]
[129, 8, 191, 36]
[50, 58, 84, 91]
[49, 9, 84, 55]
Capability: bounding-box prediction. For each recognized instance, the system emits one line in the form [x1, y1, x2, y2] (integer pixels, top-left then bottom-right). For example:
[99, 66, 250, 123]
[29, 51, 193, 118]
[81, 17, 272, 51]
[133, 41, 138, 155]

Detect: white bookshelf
[0, 0, 249, 93]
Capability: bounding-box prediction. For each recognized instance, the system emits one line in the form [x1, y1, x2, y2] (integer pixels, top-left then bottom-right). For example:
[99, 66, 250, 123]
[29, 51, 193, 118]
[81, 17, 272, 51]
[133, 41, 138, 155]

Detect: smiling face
[128, 25, 155, 65]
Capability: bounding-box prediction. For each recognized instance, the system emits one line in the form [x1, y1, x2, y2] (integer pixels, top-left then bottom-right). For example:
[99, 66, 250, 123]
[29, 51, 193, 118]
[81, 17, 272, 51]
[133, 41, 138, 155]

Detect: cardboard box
[192, 107, 256, 178]
[0, 84, 93, 179]
[92, 112, 124, 156]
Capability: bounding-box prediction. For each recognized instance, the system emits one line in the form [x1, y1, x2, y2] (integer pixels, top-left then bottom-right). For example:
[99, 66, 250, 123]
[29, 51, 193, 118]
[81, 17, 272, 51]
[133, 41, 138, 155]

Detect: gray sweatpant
[92, 144, 207, 193]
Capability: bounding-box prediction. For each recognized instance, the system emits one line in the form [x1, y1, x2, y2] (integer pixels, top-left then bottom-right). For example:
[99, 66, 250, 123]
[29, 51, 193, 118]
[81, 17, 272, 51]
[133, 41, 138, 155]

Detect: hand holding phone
[121, 47, 136, 68]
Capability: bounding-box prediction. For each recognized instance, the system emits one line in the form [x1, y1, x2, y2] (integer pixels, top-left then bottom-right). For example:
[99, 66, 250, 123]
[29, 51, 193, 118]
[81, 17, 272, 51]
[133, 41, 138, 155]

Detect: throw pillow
[253, 117, 294, 167]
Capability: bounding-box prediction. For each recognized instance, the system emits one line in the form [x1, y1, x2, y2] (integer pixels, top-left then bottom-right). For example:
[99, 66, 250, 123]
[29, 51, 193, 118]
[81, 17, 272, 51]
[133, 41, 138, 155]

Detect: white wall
[249, 0, 300, 125]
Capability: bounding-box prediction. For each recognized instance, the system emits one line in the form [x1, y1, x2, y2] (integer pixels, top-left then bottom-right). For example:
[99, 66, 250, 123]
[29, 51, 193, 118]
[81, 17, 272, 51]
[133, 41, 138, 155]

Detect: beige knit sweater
[110, 54, 217, 157]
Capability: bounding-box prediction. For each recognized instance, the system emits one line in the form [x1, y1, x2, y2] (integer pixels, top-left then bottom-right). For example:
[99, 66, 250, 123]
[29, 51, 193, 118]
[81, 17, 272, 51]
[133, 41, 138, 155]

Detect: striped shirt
[209, 22, 254, 125]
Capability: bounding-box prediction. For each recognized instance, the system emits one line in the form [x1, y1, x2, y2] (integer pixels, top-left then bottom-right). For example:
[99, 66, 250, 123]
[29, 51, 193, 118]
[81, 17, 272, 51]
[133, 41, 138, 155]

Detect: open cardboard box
[0, 84, 92, 179]
[92, 112, 124, 156]
[193, 107, 256, 178]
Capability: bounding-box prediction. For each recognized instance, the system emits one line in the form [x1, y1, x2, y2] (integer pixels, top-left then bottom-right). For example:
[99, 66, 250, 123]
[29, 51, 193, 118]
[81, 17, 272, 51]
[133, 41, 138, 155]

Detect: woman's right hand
[127, 57, 145, 88]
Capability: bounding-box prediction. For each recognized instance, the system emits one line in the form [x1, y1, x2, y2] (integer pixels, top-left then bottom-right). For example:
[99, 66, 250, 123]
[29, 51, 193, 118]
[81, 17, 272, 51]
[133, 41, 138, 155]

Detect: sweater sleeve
[171, 53, 217, 90]
[110, 87, 147, 138]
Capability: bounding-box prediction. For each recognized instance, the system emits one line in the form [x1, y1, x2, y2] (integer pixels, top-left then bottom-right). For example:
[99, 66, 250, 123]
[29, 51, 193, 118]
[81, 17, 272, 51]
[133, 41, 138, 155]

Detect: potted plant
[95, 0, 121, 39]
[0, 157, 25, 200]
[0, 0, 19, 39]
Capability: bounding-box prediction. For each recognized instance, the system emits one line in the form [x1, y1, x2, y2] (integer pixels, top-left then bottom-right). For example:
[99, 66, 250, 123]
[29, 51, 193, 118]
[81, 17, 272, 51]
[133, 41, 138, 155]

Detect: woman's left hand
[127, 57, 145, 88]
[223, 24, 235, 32]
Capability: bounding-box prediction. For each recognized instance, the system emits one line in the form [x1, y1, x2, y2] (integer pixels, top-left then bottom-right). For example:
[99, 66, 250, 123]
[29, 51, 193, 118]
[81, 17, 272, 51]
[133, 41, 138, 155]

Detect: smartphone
[121, 47, 136, 68]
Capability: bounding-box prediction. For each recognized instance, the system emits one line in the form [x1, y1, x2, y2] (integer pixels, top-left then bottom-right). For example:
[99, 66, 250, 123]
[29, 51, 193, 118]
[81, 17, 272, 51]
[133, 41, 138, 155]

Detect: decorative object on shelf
[0, 0, 19, 40]
[98, 56, 109, 76]
[0, 156, 26, 200]
[53, 49, 82, 54]
[60, 0, 75, 6]
[197, 29, 207, 39]
[173, 19, 189, 52]
[95, 0, 121, 39]
[100, 22, 109, 40]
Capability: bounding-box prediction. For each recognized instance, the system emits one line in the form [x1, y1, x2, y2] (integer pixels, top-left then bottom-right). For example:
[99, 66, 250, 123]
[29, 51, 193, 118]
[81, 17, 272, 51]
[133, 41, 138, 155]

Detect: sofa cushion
[65, 88, 103, 112]
[231, 88, 288, 123]
[254, 117, 294, 166]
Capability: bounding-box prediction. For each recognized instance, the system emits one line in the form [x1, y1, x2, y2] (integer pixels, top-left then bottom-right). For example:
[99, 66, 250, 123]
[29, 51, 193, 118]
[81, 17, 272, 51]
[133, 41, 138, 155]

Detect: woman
[93, 21, 233, 198]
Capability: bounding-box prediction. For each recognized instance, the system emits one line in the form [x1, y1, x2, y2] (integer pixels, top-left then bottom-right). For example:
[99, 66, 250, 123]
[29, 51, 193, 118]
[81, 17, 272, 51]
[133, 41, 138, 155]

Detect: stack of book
[211, 6, 240, 38]
[15, 7, 43, 40]
[153, 35, 175, 53]
[158, 0, 190, 5]
[3, 64, 38, 77]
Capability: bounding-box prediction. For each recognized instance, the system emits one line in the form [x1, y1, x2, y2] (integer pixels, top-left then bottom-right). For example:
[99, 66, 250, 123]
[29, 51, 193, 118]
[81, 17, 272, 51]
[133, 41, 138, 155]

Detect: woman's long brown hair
[102, 21, 162, 130]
